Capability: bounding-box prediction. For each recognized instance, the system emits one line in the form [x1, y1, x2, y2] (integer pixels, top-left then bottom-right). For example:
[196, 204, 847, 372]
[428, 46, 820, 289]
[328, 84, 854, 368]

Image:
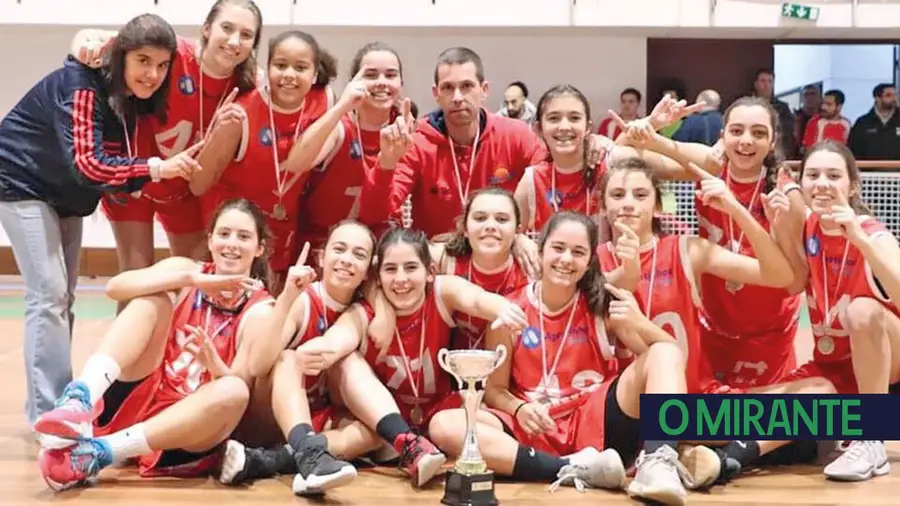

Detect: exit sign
[782, 2, 820, 21]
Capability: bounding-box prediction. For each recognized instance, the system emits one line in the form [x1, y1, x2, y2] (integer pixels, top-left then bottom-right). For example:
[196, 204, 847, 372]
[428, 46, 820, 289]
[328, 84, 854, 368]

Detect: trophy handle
[491, 344, 508, 372]
[437, 348, 464, 388]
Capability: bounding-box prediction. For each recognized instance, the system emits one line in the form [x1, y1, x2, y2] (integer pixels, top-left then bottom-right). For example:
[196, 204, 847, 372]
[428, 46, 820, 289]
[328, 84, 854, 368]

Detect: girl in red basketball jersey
[193, 31, 337, 294]
[597, 157, 795, 394]
[430, 212, 696, 506]
[515, 85, 604, 236]
[594, 158, 840, 491]
[219, 220, 377, 493]
[71, 0, 264, 287]
[614, 97, 804, 391]
[289, 227, 528, 487]
[285, 42, 408, 258]
[432, 188, 531, 350]
[33, 199, 281, 490]
[767, 140, 900, 481]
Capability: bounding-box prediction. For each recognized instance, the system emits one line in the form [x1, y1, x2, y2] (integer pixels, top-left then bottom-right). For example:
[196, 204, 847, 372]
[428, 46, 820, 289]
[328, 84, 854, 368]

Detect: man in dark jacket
[849, 83, 900, 161]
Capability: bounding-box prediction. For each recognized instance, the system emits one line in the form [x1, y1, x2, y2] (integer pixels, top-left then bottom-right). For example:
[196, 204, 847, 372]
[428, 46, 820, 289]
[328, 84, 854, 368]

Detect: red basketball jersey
[356, 278, 456, 410]
[157, 263, 273, 405]
[694, 162, 801, 337]
[142, 37, 239, 201]
[284, 281, 350, 409]
[521, 160, 604, 234]
[298, 112, 395, 248]
[443, 254, 529, 350]
[597, 234, 713, 393]
[507, 282, 620, 417]
[803, 211, 898, 364]
[206, 87, 331, 271]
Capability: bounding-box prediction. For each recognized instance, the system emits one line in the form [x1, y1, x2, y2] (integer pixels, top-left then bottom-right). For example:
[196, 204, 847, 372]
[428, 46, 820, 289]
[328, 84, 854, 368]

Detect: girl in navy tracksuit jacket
[0, 13, 196, 426]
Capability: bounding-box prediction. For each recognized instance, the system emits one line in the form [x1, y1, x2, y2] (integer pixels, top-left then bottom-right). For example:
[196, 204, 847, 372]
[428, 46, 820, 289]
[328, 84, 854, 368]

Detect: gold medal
[410, 405, 424, 426]
[273, 203, 287, 220]
[817, 335, 835, 355]
[726, 279, 743, 293]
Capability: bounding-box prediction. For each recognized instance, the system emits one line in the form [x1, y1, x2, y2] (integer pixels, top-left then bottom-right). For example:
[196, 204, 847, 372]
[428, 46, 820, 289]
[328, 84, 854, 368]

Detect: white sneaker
[824, 440, 890, 481]
[549, 447, 626, 492]
[627, 446, 689, 506]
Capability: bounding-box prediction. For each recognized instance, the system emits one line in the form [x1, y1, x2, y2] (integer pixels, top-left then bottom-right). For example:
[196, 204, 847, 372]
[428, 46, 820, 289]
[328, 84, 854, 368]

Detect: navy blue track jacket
[0, 56, 152, 218]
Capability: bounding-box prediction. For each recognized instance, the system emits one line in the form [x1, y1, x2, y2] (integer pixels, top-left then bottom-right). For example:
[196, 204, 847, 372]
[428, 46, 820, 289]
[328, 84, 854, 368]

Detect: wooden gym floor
[1, 277, 898, 505]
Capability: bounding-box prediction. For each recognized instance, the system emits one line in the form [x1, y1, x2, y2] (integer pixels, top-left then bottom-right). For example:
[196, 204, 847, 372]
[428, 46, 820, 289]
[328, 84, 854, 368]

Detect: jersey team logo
[178, 75, 196, 96]
[545, 189, 562, 207]
[806, 236, 820, 256]
[521, 325, 542, 349]
[489, 167, 511, 185]
[259, 127, 273, 147]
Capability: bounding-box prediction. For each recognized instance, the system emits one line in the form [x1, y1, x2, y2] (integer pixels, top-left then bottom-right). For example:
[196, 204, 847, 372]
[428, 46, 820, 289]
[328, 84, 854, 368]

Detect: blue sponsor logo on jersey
[259, 127, 273, 147]
[806, 236, 820, 256]
[178, 75, 195, 96]
[521, 326, 542, 349]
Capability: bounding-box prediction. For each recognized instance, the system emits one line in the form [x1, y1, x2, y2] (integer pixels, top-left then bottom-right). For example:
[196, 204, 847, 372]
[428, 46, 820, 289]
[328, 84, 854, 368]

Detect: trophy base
[441, 470, 499, 506]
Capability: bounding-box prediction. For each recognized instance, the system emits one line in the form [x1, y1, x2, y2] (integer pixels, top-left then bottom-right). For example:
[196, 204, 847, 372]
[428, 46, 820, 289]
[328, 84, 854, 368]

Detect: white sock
[99, 422, 152, 464]
[76, 353, 121, 405]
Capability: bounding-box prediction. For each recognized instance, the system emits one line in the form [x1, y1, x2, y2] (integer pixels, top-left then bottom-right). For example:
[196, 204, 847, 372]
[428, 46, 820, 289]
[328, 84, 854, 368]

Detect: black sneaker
[219, 440, 296, 485]
[291, 434, 357, 495]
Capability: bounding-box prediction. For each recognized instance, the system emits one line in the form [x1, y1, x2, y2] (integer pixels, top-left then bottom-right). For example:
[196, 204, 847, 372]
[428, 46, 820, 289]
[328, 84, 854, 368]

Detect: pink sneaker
[33, 382, 103, 443]
[39, 439, 112, 491]
[393, 433, 446, 487]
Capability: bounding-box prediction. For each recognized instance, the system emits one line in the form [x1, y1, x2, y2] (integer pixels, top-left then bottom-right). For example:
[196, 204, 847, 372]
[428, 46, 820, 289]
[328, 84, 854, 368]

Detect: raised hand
[190, 270, 260, 295]
[513, 234, 541, 279]
[761, 188, 790, 227]
[183, 324, 232, 378]
[613, 221, 641, 274]
[608, 111, 654, 147]
[76, 33, 114, 68]
[822, 189, 867, 245]
[688, 162, 739, 215]
[341, 67, 371, 110]
[282, 242, 317, 300]
[379, 98, 416, 167]
[204, 88, 244, 141]
[646, 94, 706, 130]
[158, 141, 205, 181]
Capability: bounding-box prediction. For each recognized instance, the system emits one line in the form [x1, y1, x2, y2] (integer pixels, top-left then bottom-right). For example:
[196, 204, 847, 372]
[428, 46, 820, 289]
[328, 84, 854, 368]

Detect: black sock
[643, 440, 678, 454]
[723, 441, 761, 467]
[375, 413, 411, 445]
[511, 445, 568, 482]
[288, 423, 315, 453]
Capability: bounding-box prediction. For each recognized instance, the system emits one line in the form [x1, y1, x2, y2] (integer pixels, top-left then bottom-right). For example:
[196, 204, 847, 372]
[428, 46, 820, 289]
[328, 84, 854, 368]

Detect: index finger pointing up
[296, 242, 311, 267]
[613, 220, 638, 240]
[607, 110, 629, 131]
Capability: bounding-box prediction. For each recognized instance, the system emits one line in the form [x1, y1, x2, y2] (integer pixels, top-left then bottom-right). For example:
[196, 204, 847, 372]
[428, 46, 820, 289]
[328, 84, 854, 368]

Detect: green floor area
[0, 293, 813, 328]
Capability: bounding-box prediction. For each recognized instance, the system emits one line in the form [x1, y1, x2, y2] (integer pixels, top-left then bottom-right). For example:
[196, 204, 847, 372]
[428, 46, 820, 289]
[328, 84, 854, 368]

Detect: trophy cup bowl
[437, 345, 507, 506]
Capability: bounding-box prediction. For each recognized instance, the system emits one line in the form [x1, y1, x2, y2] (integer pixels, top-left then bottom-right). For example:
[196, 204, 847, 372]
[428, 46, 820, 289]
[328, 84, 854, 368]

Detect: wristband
[148, 157, 162, 182]
[513, 401, 527, 419]
[781, 182, 800, 194]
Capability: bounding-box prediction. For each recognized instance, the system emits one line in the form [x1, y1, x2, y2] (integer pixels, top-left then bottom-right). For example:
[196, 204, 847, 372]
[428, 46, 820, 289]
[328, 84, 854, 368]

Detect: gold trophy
[437, 345, 508, 506]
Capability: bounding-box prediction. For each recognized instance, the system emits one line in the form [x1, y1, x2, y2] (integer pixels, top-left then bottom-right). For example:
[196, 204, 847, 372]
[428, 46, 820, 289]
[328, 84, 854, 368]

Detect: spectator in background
[750, 68, 795, 158]
[596, 87, 641, 139]
[801, 89, 851, 154]
[673, 89, 723, 146]
[794, 84, 821, 147]
[849, 83, 900, 161]
[497, 80, 536, 124]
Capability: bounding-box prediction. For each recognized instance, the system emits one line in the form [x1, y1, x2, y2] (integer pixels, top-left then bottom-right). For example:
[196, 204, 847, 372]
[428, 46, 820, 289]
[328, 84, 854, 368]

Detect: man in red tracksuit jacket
[357, 47, 544, 238]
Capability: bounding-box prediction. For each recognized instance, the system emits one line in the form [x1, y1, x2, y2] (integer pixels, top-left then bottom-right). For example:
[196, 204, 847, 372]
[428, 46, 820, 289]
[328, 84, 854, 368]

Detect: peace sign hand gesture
[608, 111, 655, 148]
[282, 242, 317, 301]
[646, 94, 706, 131]
[379, 98, 416, 169]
